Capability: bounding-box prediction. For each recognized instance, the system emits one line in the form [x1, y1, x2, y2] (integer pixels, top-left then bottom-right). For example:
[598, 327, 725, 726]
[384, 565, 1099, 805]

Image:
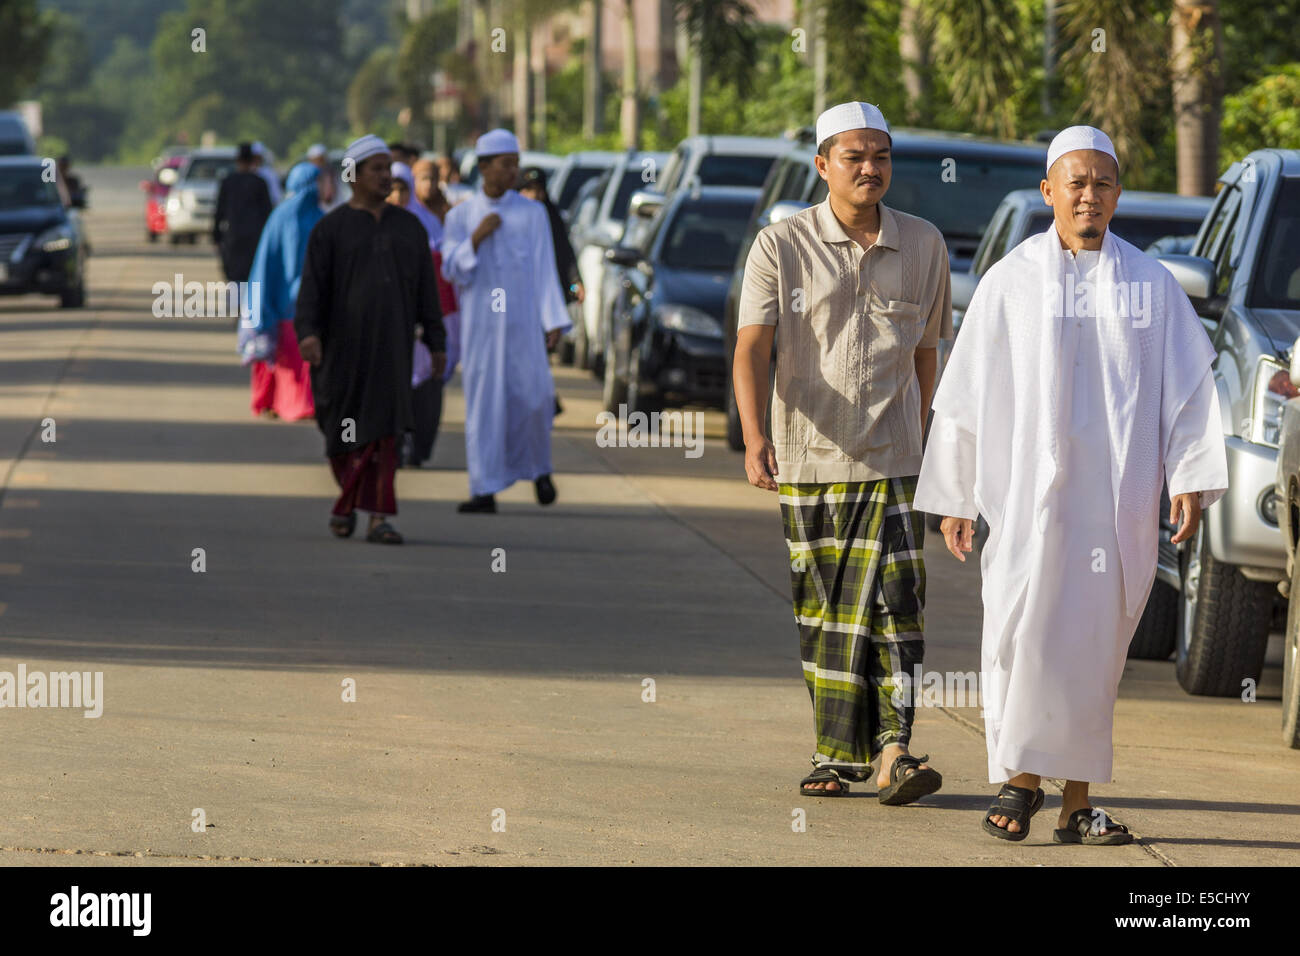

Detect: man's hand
[472, 213, 502, 249]
[940, 516, 974, 561]
[744, 437, 779, 492]
[431, 350, 446, 379]
[545, 328, 563, 351]
[1170, 492, 1202, 545]
[299, 335, 322, 367]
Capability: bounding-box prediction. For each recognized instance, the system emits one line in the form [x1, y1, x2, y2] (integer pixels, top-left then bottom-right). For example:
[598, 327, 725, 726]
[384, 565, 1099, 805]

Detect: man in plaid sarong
[732, 102, 952, 801]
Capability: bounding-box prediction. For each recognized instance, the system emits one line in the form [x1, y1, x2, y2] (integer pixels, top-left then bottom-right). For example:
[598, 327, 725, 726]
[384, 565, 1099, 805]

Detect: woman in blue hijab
[245, 161, 333, 420]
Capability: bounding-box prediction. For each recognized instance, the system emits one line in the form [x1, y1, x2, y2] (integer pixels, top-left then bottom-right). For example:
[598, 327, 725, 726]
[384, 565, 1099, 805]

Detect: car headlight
[36, 225, 74, 253]
[166, 194, 182, 212]
[654, 304, 722, 338]
[1246, 356, 1298, 447]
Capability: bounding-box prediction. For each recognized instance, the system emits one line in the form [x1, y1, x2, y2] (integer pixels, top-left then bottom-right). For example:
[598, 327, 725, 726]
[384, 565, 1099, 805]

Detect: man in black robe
[295, 135, 446, 544]
[213, 143, 272, 321]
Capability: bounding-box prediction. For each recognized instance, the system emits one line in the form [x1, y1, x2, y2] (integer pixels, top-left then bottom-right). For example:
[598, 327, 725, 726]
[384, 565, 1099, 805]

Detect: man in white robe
[914, 126, 1228, 845]
[441, 129, 572, 513]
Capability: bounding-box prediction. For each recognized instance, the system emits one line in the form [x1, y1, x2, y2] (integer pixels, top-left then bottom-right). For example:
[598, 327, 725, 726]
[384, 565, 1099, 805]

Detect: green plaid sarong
[779, 476, 926, 770]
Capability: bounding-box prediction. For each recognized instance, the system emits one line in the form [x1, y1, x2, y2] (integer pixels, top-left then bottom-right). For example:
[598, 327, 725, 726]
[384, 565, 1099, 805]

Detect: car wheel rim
[1181, 526, 1202, 656]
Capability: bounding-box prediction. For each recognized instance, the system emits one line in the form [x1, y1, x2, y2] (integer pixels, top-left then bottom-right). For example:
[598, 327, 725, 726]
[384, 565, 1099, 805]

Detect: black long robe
[212, 171, 272, 281]
[294, 204, 445, 458]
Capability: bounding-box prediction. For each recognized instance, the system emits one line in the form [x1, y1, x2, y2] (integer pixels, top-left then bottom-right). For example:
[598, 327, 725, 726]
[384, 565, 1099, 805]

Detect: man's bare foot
[988, 772, 1042, 834]
[875, 743, 931, 789]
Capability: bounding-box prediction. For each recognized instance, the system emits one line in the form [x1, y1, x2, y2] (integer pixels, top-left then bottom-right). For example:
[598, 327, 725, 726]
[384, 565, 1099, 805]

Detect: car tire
[601, 333, 626, 414]
[1176, 524, 1274, 696]
[725, 367, 745, 452]
[1127, 579, 1178, 660]
[627, 347, 661, 416]
[1282, 554, 1300, 748]
[147, 231, 158, 243]
[573, 318, 590, 371]
[59, 280, 86, 309]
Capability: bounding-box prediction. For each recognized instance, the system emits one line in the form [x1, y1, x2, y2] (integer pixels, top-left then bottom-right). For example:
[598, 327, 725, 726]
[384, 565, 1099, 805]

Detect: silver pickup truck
[1157, 149, 1300, 702]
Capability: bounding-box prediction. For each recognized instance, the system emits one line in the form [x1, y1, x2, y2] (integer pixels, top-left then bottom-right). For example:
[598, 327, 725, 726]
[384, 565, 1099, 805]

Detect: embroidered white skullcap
[475, 128, 521, 157]
[1046, 125, 1118, 175]
[343, 134, 389, 167]
[815, 102, 891, 148]
[306, 143, 328, 159]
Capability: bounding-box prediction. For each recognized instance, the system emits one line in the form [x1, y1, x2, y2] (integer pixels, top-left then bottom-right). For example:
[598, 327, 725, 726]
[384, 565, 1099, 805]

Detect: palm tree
[926, 0, 1032, 140]
[620, 0, 639, 148]
[673, 0, 759, 137]
[1170, 0, 1222, 195]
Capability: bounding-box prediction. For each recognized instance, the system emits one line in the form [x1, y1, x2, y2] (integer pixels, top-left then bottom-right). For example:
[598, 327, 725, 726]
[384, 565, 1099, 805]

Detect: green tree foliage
[1221, 63, 1300, 163]
[0, 0, 56, 108]
[152, 0, 347, 156]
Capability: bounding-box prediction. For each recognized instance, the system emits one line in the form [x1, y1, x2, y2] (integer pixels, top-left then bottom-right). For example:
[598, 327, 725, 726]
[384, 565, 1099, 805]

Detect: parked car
[721, 131, 1049, 449]
[601, 186, 761, 414]
[0, 156, 87, 307]
[165, 146, 237, 243]
[0, 112, 37, 156]
[548, 151, 618, 221]
[141, 155, 186, 242]
[622, 135, 789, 248]
[569, 150, 668, 372]
[1154, 149, 1300, 696]
[954, 188, 1215, 331]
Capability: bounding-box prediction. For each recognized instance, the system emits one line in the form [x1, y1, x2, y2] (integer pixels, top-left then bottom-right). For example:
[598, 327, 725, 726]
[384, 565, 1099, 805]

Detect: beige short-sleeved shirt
[738, 199, 953, 483]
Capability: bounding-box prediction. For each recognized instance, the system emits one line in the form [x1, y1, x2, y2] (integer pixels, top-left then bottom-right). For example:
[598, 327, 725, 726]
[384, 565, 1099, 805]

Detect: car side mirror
[763, 200, 809, 226]
[628, 189, 664, 220]
[605, 245, 641, 267]
[1158, 254, 1222, 319]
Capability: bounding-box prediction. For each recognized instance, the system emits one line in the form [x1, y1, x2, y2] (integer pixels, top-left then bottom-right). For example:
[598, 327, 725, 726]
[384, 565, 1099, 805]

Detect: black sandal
[877, 753, 943, 805]
[798, 761, 868, 797]
[982, 784, 1045, 842]
[365, 521, 403, 544]
[1053, 808, 1133, 845]
[329, 513, 356, 538]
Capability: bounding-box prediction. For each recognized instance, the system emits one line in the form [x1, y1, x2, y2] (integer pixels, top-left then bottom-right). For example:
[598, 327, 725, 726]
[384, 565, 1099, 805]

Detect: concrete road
[0, 167, 1296, 866]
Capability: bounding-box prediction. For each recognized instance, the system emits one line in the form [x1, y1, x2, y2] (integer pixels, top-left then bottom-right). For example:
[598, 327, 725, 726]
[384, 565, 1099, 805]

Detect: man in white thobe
[914, 126, 1228, 845]
[441, 129, 571, 513]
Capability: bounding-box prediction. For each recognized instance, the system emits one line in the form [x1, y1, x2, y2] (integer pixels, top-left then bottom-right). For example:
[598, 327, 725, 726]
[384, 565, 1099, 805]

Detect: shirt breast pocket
[882, 299, 925, 351]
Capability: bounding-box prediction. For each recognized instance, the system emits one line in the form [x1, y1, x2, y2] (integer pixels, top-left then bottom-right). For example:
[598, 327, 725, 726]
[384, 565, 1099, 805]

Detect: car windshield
[887, 154, 1045, 239]
[557, 165, 607, 211]
[1251, 178, 1300, 311]
[610, 167, 654, 221]
[695, 154, 777, 189]
[183, 157, 235, 182]
[1026, 210, 1207, 252]
[658, 198, 754, 271]
[0, 167, 62, 208]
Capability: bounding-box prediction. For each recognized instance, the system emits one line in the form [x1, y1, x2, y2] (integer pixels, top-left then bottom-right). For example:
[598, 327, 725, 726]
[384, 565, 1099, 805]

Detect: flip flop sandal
[329, 513, 356, 538]
[982, 783, 1045, 842]
[798, 761, 869, 797]
[877, 753, 943, 806]
[1053, 808, 1133, 845]
[365, 521, 404, 544]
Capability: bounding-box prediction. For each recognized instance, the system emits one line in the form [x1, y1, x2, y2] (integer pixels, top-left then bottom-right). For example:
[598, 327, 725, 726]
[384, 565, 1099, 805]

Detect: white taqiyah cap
[343, 134, 389, 167]
[475, 128, 521, 157]
[815, 102, 890, 148]
[1046, 125, 1118, 175]
[307, 143, 327, 159]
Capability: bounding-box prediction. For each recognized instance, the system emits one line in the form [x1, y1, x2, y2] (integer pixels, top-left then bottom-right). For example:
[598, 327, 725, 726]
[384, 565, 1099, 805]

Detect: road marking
[27, 450, 58, 460]
[2, 498, 39, 509]
[0, 563, 21, 575]
[0, 529, 31, 538]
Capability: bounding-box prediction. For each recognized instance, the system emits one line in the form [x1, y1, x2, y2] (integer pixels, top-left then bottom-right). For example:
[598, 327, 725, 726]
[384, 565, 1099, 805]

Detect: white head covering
[307, 143, 327, 160]
[475, 128, 520, 157]
[343, 134, 389, 167]
[1046, 125, 1118, 175]
[815, 102, 890, 148]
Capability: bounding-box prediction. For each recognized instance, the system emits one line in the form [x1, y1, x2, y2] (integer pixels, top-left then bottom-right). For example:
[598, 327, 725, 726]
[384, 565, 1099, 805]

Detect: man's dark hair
[237, 142, 255, 163]
[817, 134, 838, 160]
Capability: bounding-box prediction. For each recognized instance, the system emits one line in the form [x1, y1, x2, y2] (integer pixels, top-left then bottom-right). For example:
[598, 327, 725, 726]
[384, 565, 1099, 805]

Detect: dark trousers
[407, 378, 444, 466]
